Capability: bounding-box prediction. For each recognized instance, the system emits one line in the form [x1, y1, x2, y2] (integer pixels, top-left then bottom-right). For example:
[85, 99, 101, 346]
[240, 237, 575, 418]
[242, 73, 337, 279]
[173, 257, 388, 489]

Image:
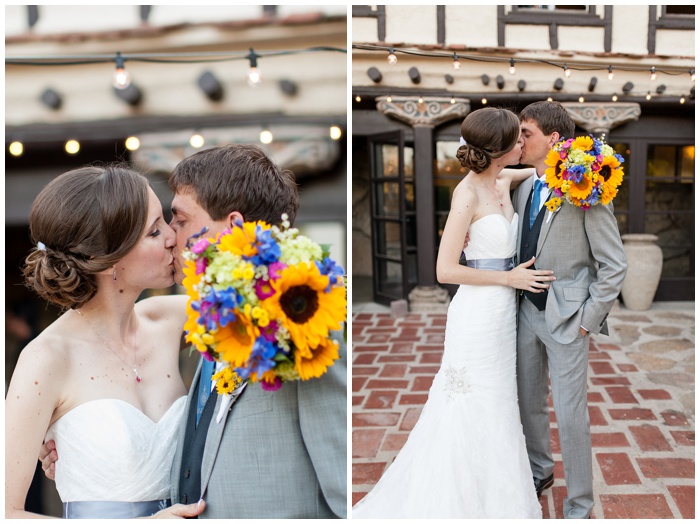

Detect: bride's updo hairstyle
[23, 166, 149, 309]
[456, 108, 520, 173]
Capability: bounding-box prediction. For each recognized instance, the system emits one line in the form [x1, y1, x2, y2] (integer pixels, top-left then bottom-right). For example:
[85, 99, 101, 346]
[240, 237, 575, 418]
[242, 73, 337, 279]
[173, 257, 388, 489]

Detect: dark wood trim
[498, 5, 612, 51]
[437, 5, 446, 45]
[352, 5, 386, 42]
[648, 5, 694, 54]
[414, 126, 437, 287]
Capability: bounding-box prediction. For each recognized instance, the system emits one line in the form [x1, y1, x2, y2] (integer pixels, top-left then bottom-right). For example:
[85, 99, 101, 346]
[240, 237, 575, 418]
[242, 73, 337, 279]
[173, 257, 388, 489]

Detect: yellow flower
[243, 265, 255, 280]
[568, 175, 594, 200]
[249, 369, 278, 384]
[215, 315, 257, 367]
[545, 197, 562, 212]
[218, 221, 271, 259]
[182, 262, 203, 301]
[544, 149, 565, 189]
[598, 155, 624, 191]
[600, 183, 618, 205]
[213, 366, 243, 395]
[295, 338, 340, 380]
[264, 262, 346, 357]
[570, 136, 593, 152]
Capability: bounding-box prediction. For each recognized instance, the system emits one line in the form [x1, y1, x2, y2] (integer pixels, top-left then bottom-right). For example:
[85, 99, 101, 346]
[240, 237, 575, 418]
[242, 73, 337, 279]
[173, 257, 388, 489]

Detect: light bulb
[646, 91, 652, 100]
[578, 96, 585, 103]
[387, 48, 397, 65]
[386, 96, 392, 103]
[125, 136, 140, 151]
[450, 97, 456, 104]
[680, 95, 686, 104]
[608, 66, 614, 81]
[355, 95, 361, 103]
[452, 53, 461, 70]
[564, 65, 571, 78]
[247, 67, 262, 87]
[330, 126, 342, 140]
[612, 94, 618, 102]
[112, 52, 131, 89]
[65, 140, 80, 155]
[9, 141, 23, 156]
[547, 97, 553, 102]
[509, 59, 516, 75]
[690, 69, 695, 82]
[481, 98, 488, 105]
[650, 67, 657, 81]
[418, 97, 424, 104]
[260, 130, 273, 144]
[190, 134, 204, 148]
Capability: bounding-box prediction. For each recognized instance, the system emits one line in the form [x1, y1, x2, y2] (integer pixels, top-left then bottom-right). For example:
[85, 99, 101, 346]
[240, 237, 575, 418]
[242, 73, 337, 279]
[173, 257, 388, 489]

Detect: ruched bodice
[463, 213, 518, 260]
[45, 396, 186, 503]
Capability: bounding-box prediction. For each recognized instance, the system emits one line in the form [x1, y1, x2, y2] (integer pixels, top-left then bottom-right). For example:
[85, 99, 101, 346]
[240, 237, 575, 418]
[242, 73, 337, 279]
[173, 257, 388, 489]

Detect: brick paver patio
[351, 304, 695, 519]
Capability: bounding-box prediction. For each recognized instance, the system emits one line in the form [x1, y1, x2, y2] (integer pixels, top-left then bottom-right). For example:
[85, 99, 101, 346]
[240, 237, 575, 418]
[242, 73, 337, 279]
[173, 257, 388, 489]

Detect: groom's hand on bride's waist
[39, 439, 57, 481]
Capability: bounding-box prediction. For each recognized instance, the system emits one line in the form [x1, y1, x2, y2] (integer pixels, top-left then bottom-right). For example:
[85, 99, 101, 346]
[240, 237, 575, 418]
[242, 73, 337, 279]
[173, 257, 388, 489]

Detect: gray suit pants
[517, 297, 593, 519]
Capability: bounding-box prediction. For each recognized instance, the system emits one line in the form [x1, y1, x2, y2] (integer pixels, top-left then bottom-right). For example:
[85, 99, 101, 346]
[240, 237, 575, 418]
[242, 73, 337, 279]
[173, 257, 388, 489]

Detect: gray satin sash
[465, 256, 516, 271]
[62, 499, 170, 519]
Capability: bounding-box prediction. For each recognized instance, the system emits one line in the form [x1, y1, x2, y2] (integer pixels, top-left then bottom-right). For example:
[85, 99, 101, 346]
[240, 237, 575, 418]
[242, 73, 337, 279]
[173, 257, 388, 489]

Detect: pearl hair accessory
[37, 242, 47, 251]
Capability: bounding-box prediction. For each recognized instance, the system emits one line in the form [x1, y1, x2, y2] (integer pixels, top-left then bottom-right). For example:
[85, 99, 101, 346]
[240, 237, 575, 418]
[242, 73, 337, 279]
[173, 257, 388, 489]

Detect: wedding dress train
[353, 214, 541, 519]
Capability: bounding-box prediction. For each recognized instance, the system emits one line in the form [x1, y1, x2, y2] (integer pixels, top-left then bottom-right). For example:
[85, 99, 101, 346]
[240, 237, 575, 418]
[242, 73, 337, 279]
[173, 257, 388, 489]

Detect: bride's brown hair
[23, 165, 149, 309]
[456, 108, 520, 173]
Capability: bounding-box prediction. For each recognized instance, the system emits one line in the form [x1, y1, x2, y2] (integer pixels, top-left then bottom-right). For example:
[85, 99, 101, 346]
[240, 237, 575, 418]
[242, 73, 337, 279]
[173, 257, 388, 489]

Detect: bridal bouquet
[544, 135, 624, 212]
[182, 215, 346, 393]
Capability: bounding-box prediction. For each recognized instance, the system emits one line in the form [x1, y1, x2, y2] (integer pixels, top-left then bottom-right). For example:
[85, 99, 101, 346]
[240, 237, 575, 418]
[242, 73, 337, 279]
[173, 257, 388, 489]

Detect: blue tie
[529, 179, 544, 229]
[196, 358, 215, 427]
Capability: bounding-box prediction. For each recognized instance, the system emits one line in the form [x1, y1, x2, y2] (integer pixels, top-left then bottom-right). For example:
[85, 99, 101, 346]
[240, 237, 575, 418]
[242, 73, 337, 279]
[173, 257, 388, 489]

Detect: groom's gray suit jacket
[170, 334, 347, 518]
[513, 178, 627, 343]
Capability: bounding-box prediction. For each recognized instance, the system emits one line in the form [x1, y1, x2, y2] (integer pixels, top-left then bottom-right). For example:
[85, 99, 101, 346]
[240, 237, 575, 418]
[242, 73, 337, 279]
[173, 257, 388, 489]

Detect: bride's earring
[113, 269, 117, 281]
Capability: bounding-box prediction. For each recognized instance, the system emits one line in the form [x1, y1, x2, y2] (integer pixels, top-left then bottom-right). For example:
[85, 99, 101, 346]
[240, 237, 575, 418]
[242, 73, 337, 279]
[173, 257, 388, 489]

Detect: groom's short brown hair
[169, 144, 300, 225]
[519, 101, 575, 140]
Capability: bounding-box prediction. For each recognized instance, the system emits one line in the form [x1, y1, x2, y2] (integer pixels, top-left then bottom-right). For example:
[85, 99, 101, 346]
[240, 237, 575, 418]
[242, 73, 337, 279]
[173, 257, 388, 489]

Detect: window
[664, 5, 695, 16]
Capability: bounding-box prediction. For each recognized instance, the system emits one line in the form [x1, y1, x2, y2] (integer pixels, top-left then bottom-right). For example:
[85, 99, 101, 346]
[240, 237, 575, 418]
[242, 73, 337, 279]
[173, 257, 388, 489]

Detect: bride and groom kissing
[353, 102, 627, 519]
[6, 145, 347, 518]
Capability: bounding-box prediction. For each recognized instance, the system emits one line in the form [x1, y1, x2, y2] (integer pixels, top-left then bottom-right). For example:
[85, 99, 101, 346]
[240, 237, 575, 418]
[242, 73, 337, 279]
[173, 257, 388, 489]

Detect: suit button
[181, 495, 187, 504]
[184, 469, 190, 478]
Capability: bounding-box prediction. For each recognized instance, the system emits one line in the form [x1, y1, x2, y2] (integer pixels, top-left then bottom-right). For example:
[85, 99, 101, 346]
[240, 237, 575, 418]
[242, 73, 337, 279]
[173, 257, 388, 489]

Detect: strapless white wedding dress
[353, 214, 541, 519]
[45, 396, 187, 518]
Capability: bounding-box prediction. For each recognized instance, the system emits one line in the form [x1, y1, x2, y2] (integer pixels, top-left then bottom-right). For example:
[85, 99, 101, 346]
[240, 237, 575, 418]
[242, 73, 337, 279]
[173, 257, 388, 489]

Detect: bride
[5, 166, 205, 519]
[353, 108, 553, 519]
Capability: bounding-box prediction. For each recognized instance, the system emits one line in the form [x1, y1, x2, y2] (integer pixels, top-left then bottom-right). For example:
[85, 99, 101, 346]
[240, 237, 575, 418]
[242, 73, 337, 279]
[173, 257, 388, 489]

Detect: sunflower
[212, 367, 243, 395]
[215, 314, 257, 367]
[264, 262, 346, 357]
[295, 338, 340, 380]
[567, 173, 594, 200]
[544, 149, 565, 189]
[600, 183, 618, 205]
[182, 262, 203, 301]
[570, 136, 594, 152]
[218, 221, 264, 257]
[597, 156, 624, 192]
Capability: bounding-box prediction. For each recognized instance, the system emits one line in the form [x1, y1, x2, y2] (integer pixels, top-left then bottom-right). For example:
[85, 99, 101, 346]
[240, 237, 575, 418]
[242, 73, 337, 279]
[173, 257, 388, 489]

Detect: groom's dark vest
[178, 387, 217, 506]
[520, 187, 548, 311]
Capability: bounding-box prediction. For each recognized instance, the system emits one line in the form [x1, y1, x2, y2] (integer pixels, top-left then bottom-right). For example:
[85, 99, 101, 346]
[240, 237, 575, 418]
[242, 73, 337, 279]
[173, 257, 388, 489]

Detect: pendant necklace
[74, 309, 142, 383]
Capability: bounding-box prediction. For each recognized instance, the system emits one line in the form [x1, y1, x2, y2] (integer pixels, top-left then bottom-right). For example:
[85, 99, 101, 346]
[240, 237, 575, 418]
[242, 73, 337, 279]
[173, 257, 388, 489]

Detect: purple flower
[191, 238, 210, 255]
[195, 257, 208, 275]
[268, 262, 287, 280]
[259, 321, 279, 342]
[255, 279, 276, 300]
[261, 377, 282, 391]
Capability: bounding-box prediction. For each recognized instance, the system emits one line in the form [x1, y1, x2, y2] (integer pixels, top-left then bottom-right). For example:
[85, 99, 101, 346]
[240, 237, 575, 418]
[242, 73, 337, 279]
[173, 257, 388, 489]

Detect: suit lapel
[536, 190, 555, 256]
[516, 178, 534, 255]
[200, 387, 237, 496]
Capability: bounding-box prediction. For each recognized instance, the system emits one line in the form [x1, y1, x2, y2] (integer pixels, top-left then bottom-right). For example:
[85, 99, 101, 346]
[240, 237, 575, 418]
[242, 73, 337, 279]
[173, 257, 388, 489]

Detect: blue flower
[315, 257, 345, 292]
[236, 336, 277, 380]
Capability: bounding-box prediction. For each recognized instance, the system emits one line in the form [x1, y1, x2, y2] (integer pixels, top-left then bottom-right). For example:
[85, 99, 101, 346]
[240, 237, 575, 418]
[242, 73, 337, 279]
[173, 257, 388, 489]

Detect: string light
[452, 53, 461, 70]
[564, 64, 571, 78]
[680, 95, 686, 104]
[450, 97, 456, 104]
[387, 47, 397, 65]
[691, 69, 695, 83]
[246, 48, 262, 87]
[646, 91, 652, 100]
[189, 134, 204, 148]
[9, 141, 23, 156]
[547, 97, 553, 102]
[418, 97, 424, 104]
[608, 66, 614, 80]
[112, 52, 131, 90]
[481, 98, 488, 105]
[65, 139, 80, 155]
[386, 96, 392, 102]
[650, 67, 657, 81]
[125, 136, 140, 151]
[260, 129, 273, 144]
[612, 94, 618, 102]
[509, 58, 516, 75]
[330, 126, 342, 140]
[355, 95, 361, 102]
[578, 96, 585, 103]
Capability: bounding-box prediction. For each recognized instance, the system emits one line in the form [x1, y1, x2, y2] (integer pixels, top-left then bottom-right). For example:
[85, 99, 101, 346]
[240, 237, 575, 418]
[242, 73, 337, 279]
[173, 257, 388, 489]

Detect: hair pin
[37, 242, 47, 251]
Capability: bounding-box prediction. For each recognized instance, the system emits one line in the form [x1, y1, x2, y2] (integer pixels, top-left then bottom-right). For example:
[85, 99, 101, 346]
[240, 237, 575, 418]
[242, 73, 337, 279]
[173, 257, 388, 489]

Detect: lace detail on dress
[444, 365, 470, 399]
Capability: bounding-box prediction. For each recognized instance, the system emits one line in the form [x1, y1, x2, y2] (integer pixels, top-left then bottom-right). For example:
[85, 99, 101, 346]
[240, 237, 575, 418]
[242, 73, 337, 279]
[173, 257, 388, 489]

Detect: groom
[42, 144, 347, 518]
[514, 101, 627, 519]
